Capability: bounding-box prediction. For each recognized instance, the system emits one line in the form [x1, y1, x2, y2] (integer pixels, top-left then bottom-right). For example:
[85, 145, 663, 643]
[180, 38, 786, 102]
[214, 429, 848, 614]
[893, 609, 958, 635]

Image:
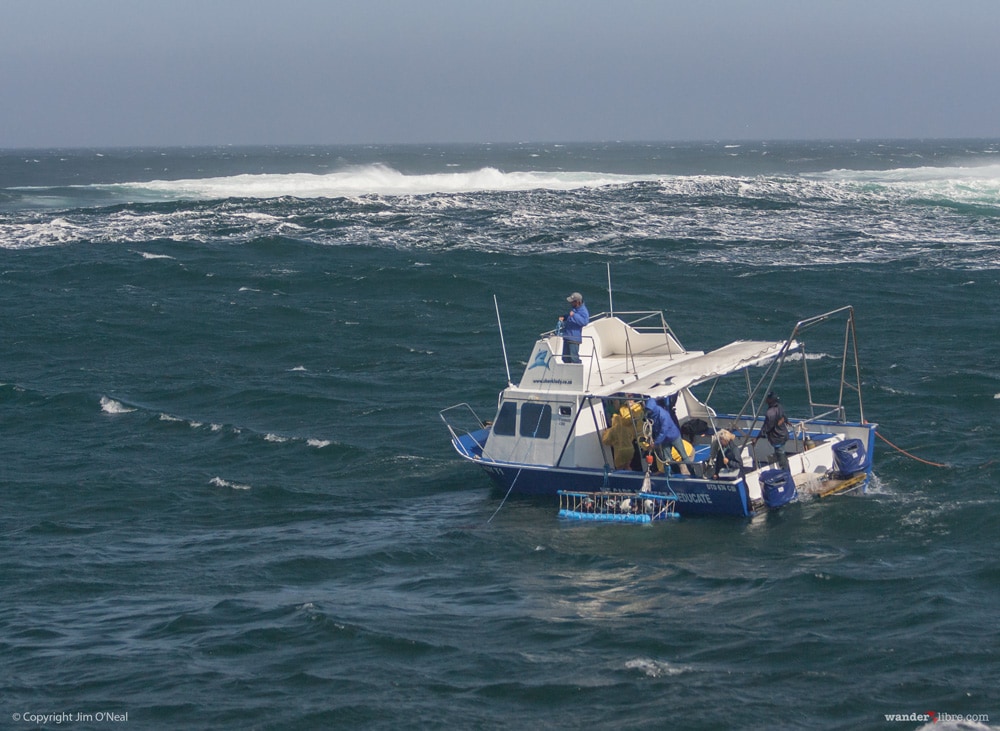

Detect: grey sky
[2, 0, 998, 148]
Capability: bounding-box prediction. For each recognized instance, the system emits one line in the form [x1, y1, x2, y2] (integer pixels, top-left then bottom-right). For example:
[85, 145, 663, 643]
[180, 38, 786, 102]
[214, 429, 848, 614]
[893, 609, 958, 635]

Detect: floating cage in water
[557, 490, 679, 523]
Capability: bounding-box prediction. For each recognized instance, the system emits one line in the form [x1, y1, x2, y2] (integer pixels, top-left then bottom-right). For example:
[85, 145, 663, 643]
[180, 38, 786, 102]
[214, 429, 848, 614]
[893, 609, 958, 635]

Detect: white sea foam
[624, 658, 692, 678]
[806, 163, 1000, 205]
[100, 396, 135, 414]
[117, 165, 650, 200]
[307, 438, 332, 448]
[811, 162, 1000, 184]
[210, 477, 251, 490]
[5, 159, 998, 271]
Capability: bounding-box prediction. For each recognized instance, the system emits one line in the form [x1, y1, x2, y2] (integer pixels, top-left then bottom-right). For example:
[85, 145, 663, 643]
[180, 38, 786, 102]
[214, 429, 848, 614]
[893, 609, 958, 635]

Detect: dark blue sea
[2, 141, 998, 730]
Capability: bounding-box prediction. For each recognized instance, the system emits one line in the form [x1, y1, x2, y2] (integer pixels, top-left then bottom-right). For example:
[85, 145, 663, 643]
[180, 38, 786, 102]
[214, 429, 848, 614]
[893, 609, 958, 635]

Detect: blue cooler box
[761, 468, 797, 508]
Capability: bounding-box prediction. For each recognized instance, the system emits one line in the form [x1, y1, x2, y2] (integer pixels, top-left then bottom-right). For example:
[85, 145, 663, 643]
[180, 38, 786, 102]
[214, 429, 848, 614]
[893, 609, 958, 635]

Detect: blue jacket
[645, 398, 680, 445]
[562, 303, 589, 343]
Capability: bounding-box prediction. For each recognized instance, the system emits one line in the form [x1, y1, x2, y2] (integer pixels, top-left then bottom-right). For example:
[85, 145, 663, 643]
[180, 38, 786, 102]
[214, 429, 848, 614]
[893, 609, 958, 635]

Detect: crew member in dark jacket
[757, 392, 790, 470]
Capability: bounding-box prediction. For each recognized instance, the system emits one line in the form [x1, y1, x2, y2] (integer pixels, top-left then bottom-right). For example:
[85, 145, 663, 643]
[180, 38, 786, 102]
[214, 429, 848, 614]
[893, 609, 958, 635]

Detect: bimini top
[604, 339, 797, 400]
[514, 311, 797, 400]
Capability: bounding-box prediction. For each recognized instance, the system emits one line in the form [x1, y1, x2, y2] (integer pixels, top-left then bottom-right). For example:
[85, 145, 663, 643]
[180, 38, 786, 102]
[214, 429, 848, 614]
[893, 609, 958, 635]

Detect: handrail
[720, 306, 864, 455]
[438, 403, 488, 455]
[785, 305, 864, 425]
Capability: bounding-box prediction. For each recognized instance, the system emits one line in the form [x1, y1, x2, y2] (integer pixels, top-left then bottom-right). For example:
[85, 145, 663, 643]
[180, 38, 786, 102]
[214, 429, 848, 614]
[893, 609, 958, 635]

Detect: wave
[110, 164, 650, 201]
[3, 162, 998, 269]
[100, 396, 136, 414]
[8, 159, 1000, 210]
[46, 159, 990, 205]
[210, 476, 252, 491]
[98, 395, 339, 450]
[806, 162, 1000, 206]
[809, 161, 1000, 184]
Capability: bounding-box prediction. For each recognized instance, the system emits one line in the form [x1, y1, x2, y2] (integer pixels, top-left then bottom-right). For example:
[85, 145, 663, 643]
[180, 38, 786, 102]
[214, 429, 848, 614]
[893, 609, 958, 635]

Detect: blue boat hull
[474, 460, 753, 517]
[450, 423, 876, 518]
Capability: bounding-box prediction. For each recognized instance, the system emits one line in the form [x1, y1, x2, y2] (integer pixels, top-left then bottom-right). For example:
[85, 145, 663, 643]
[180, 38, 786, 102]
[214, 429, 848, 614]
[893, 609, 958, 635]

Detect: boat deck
[793, 471, 868, 498]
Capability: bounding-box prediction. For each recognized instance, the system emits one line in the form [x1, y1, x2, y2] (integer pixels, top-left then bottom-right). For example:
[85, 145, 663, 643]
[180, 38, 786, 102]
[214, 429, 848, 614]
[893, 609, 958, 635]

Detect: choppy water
[2, 140, 999, 730]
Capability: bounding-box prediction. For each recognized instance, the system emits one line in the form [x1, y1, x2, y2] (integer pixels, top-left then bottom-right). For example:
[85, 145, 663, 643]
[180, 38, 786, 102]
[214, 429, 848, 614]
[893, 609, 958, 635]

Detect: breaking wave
[117, 164, 650, 200]
[3, 154, 999, 270]
[100, 396, 136, 414]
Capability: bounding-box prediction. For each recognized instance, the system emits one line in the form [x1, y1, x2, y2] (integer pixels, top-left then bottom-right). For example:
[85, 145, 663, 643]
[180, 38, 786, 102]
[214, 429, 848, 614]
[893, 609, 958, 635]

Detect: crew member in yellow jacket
[601, 401, 643, 470]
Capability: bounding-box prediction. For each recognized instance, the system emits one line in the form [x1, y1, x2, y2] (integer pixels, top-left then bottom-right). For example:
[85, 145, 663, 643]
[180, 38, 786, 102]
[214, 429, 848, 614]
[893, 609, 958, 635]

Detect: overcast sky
[2, 0, 998, 148]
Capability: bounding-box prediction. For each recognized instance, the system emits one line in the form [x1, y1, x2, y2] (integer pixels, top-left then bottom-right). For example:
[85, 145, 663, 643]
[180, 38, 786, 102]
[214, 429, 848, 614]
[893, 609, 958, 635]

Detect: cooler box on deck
[760, 468, 797, 508]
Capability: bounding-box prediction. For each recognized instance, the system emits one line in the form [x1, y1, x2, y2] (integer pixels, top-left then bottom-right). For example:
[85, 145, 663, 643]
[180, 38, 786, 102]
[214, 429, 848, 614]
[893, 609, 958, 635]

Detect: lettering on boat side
[674, 493, 713, 504]
[705, 482, 738, 492]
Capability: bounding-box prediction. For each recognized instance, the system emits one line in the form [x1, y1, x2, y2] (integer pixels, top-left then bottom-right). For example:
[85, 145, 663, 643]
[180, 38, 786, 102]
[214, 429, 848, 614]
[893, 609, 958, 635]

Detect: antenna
[494, 294, 513, 385]
[607, 263, 614, 317]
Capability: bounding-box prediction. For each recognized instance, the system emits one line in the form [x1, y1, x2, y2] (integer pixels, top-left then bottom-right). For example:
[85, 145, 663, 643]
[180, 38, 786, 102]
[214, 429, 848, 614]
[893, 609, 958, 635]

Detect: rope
[486, 400, 548, 524]
[486, 467, 523, 524]
[875, 429, 948, 468]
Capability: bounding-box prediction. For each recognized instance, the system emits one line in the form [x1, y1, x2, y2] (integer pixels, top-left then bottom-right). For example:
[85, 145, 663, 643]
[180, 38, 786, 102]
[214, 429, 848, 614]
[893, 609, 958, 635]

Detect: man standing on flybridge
[559, 292, 589, 363]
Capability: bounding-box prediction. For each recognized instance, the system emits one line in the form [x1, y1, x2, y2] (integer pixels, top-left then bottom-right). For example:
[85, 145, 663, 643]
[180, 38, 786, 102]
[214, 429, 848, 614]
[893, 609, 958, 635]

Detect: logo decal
[528, 349, 552, 370]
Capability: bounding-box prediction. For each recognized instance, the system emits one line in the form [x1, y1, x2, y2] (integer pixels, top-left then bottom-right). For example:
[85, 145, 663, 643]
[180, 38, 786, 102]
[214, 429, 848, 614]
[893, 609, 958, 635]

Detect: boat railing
[592, 309, 683, 348]
[438, 403, 488, 455]
[544, 310, 682, 388]
[714, 305, 867, 465]
[793, 404, 847, 427]
[785, 305, 865, 425]
[531, 330, 604, 387]
[581, 335, 604, 388]
[545, 310, 681, 347]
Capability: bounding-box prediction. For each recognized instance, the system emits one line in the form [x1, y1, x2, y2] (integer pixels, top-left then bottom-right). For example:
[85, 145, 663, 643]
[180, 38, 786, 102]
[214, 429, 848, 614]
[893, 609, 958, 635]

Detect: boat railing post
[583, 335, 604, 386]
[847, 306, 866, 424]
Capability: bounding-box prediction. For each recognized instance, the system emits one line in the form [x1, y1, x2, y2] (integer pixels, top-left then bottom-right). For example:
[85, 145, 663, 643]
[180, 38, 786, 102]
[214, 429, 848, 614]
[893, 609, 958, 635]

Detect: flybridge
[514, 309, 796, 401]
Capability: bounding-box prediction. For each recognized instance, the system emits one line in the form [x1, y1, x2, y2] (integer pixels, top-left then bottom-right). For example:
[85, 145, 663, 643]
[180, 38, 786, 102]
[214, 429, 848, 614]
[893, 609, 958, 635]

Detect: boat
[440, 303, 876, 518]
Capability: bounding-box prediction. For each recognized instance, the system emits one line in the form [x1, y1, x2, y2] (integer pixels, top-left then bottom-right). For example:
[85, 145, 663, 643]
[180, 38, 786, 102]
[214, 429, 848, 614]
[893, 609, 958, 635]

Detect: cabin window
[494, 402, 517, 436]
[520, 403, 552, 439]
[559, 405, 572, 417]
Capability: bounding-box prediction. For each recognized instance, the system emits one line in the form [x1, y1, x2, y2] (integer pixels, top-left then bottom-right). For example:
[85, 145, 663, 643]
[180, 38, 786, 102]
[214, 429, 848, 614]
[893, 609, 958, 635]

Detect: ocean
[1, 140, 998, 730]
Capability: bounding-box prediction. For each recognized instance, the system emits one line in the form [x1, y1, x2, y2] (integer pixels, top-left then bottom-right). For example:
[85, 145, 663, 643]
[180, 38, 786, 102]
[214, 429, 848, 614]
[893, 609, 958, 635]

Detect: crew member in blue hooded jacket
[645, 397, 694, 469]
[559, 292, 589, 363]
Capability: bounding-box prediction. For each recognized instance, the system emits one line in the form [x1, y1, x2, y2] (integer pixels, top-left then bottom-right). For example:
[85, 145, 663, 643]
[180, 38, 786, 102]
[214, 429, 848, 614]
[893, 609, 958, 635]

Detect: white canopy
[595, 339, 798, 399]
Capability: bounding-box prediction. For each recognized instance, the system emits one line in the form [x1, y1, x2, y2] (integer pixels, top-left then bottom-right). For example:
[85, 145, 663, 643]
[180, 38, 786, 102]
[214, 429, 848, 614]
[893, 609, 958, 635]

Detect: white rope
[485, 402, 548, 524]
[486, 468, 523, 524]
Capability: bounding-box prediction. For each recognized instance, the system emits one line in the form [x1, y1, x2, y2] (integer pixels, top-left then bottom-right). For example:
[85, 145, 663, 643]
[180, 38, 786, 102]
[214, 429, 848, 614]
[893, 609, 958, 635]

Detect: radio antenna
[494, 294, 513, 385]
[607, 263, 614, 317]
